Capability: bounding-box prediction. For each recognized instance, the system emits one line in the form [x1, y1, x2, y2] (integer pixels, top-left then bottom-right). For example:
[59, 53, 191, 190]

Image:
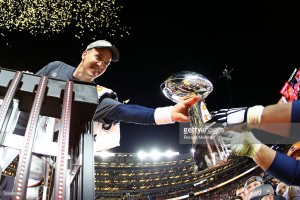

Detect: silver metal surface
[160, 71, 213, 103]
[161, 71, 221, 170]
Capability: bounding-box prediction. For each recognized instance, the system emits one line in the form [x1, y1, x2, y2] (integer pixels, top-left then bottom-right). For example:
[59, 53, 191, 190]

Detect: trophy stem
[189, 100, 216, 167]
[212, 137, 223, 161]
[188, 100, 211, 144]
[160, 71, 216, 171]
[188, 101, 204, 145]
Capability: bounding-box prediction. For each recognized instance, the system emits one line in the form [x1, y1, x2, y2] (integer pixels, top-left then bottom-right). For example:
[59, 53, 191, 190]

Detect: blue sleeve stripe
[105, 104, 156, 125]
[266, 152, 300, 185]
[292, 100, 300, 123]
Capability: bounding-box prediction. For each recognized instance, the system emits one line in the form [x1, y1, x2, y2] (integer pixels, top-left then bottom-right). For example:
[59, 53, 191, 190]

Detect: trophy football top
[160, 71, 213, 103]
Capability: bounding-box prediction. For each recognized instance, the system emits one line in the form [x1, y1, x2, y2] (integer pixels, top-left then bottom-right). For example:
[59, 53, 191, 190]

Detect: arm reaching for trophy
[221, 131, 262, 158]
[209, 100, 300, 138]
[221, 130, 300, 185]
[100, 95, 201, 125]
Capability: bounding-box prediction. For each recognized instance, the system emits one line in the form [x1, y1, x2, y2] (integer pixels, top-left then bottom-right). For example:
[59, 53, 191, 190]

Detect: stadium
[94, 150, 262, 200]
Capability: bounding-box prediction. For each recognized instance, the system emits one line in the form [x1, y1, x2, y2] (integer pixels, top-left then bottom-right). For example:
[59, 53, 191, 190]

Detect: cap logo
[51, 72, 57, 78]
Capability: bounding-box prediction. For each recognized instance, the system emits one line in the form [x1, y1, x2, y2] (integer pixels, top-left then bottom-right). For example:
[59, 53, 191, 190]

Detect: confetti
[0, 0, 130, 40]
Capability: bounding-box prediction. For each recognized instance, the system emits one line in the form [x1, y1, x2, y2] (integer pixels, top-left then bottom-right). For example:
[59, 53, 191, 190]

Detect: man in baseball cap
[86, 40, 120, 62]
[249, 184, 275, 200]
[244, 176, 263, 200]
[13, 38, 201, 198]
[250, 183, 286, 200]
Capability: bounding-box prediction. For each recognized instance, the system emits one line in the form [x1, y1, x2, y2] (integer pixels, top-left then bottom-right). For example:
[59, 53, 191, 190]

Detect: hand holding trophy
[161, 71, 229, 172]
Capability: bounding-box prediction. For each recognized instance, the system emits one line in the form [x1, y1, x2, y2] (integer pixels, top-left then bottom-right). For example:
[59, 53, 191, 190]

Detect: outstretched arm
[94, 95, 200, 125]
[259, 103, 292, 137]
[209, 100, 300, 138]
[222, 130, 300, 185]
[253, 145, 300, 186]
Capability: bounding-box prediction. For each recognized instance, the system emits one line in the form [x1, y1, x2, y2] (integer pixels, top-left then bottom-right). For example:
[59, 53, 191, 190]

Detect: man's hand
[171, 95, 200, 122]
[221, 130, 262, 158]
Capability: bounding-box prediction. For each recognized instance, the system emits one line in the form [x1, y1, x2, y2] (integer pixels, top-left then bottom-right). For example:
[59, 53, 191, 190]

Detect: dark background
[1, 0, 299, 153]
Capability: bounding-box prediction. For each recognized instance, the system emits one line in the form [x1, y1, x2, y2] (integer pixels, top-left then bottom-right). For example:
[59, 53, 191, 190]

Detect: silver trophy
[161, 71, 220, 170]
[160, 71, 213, 139]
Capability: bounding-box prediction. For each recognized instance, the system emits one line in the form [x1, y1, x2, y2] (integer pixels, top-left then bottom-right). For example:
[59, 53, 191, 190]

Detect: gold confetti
[0, 0, 130, 40]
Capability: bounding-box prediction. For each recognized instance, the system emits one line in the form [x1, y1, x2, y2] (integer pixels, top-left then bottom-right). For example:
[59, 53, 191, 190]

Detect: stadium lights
[137, 151, 148, 159]
[165, 150, 180, 157]
[150, 149, 161, 160]
[137, 150, 179, 160]
[95, 151, 115, 158]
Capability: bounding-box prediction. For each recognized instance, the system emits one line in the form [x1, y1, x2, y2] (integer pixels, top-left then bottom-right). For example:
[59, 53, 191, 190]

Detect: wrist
[233, 131, 261, 158]
[247, 105, 264, 129]
[247, 143, 262, 158]
[245, 131, 262, 158]
[154, 106, 175, 124]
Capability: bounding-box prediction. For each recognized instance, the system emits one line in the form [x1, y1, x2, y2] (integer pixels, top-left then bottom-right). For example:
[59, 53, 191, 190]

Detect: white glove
[221, 131, 262, 158]
[210, 106, 264, 129]
[210, 107, 248, 126]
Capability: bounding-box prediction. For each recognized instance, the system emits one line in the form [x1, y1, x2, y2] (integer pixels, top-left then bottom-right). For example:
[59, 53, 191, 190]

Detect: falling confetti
[0, 0, 130, 40]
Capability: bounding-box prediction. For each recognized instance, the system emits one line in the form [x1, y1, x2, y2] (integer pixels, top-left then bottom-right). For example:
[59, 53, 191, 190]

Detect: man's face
[236, 187, 245, 199]
[80, 48, 113, 81]
[245, 181, 262, 200]
[276, 182, 287, 196]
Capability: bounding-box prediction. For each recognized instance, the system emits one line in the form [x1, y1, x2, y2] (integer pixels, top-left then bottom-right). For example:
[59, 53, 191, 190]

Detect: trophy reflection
[161, 71, 228, 172]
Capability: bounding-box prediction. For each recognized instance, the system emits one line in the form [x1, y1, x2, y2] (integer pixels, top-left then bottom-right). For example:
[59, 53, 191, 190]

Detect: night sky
[1, 0, 300, 153]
